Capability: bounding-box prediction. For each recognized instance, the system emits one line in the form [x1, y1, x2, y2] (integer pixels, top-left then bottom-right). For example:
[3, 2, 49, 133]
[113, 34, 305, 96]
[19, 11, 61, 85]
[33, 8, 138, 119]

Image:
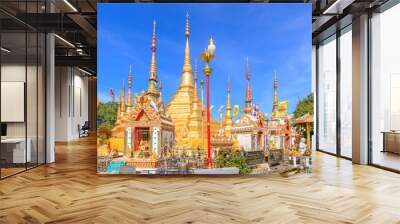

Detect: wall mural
[97, 3, 313, 175]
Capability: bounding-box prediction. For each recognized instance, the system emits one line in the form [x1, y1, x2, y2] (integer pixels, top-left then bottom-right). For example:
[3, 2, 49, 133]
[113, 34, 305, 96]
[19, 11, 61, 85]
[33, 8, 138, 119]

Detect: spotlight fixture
[1, 47, 11, 53]
[63, 0, 78, 12]
[54, 34, 75, 48]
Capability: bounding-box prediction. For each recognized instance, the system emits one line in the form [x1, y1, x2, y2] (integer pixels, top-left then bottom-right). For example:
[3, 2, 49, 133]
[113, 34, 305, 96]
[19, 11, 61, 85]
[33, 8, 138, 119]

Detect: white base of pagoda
[194, 167, 239, 175]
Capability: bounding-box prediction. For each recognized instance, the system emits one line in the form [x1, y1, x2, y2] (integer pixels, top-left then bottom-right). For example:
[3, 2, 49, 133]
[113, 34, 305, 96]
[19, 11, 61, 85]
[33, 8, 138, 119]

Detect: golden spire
[244, 57, 252, 114]
[193, 60, 198, 93]
[126, 64, 133, 113]
[224, 76, 233, 136]
[147, 20, 160, 100]
[180, 12, 193, 87]
[116, 94, 121, 122]
[272, 71, 279, 116]
[188, 60, 202, 139]
[159, 79, 163, 98]
[121, 80, 125, 113]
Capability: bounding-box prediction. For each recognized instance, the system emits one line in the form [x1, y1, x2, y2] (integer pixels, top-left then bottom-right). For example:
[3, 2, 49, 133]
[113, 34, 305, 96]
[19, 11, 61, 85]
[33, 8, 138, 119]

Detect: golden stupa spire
[244, 57, 252, 114]
[126, 64, 133, 113]
[116, 94, 121, 122]
[159, 79, 163, 99]
[147, 20, 160, 100]
[166, 13, 216, 150]
[272, 71, 279, 116]
[224, 76, 233, 136]
[188, 60, 202, 139]
[180, 12, 193, 87]
[193, 60, 198, 93]
[121, 80, 126, 113]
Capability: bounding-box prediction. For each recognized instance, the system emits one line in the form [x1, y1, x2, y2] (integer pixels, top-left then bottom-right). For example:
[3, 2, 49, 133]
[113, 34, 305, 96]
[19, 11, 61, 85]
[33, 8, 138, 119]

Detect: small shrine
[110, 21, 174, 170]
[230, 59, 267, 152]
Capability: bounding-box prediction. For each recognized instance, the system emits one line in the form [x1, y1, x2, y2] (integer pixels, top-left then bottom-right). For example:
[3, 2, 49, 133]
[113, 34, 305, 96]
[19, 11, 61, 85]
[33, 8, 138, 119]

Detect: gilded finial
[246, 57, 250, 81]
[152, 20, 157, 52]
[121, 80, 126, 112]
[227, 75, 230, 93]
[208, 36, 214, 45]
[185, 12, 190, 37]
[244, 57, 252, 113]
[149, 20, 157, 81]
[272, 70, 279, 116]
[194, 60, 198, 81]
[127, 64, 133, 108]
[147, 19, 159, 99]
[180, 12, 193, 86]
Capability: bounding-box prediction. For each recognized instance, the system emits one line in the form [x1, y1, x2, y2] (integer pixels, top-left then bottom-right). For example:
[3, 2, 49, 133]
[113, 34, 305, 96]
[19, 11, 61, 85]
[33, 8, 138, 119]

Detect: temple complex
[103, 15, 301, 173]
[231, 58, 267, 151]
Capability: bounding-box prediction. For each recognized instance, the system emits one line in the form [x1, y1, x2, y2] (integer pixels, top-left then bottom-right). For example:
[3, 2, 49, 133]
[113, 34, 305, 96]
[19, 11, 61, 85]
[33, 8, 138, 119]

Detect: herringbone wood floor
[1, 137, 400, 224]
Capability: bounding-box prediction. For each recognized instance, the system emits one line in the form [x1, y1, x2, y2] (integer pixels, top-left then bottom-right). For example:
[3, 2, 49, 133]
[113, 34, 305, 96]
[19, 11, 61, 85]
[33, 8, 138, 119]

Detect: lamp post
[200, 37, 216, 169]
[200, 79, 204, 155]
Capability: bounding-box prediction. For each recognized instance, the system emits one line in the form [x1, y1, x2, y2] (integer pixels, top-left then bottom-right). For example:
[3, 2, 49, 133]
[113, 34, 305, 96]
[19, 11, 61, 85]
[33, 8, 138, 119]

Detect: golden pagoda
[165, 14, 219, 152]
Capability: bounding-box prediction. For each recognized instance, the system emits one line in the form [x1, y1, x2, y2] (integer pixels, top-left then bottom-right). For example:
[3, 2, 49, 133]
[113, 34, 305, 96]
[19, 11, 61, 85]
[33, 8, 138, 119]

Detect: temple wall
[237, 134, 252, 151]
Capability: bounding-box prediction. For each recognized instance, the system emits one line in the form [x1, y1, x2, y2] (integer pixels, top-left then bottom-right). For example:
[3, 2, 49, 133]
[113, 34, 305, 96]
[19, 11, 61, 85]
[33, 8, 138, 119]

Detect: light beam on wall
[1, 47, 11, 53]
[78, 67, 93, 76]
[54, 34, 75, 48]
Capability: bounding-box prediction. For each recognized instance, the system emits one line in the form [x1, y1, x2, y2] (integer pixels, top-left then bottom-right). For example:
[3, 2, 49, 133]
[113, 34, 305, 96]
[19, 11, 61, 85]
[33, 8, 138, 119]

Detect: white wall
[55, 67, 89, 141]
[237, 134, 252, 151]
[312, 45, 316, 151]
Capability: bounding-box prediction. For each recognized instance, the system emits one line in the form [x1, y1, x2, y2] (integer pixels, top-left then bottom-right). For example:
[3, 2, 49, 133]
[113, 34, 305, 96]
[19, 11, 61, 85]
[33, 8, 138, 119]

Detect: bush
[215, 151, 250, 175]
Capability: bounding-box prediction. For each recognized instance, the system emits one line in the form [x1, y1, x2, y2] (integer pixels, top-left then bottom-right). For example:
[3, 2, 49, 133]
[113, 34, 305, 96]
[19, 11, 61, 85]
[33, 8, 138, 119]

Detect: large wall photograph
[97, 3, 312, 175]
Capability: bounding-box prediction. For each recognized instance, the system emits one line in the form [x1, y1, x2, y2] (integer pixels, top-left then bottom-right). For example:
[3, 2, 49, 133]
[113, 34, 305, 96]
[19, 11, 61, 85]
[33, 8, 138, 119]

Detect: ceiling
[0, 0, 393, 75]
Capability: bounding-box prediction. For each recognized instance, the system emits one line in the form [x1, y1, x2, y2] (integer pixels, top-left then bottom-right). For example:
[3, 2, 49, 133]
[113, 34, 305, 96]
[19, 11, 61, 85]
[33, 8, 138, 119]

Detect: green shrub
[215, 151, 250, 175]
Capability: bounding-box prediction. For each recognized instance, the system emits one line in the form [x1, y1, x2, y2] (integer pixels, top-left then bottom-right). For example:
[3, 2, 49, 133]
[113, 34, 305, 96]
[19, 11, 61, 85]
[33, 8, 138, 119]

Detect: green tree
[293, 93, 314, 138]
[294, 93, 313, 118]
[97, 102, 118, 129]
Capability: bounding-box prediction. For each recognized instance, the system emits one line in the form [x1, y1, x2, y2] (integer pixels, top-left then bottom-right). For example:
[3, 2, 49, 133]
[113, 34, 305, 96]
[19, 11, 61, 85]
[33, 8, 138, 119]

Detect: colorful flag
[277, 101, 288, 117]
[233, 105, 239, 116]
[109, 88, 115, 102]
[210, 105, 214, 111]
[251, 105, 257, 117]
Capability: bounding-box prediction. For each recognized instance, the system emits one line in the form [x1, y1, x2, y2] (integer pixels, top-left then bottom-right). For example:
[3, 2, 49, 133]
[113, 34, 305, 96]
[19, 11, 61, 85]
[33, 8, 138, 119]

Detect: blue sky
[98, 3, 311, 119]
